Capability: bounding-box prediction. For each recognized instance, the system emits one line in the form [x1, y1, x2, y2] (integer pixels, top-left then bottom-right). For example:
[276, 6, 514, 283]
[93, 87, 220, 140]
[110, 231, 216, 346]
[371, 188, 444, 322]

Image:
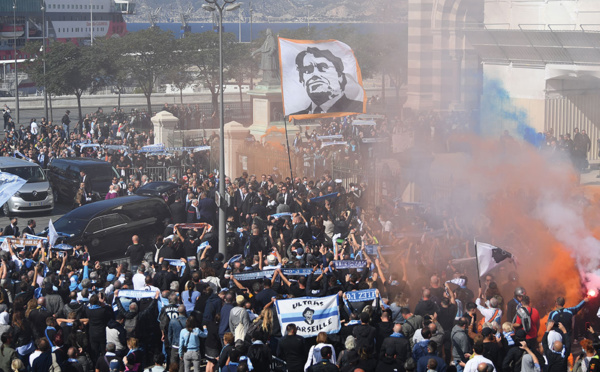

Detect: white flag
[48, 220, 58, 247]
[476, 241, 514, 277]
[275, 294, 340, 338]
[278, 38, 366, 121]
[0, 172, 27, 208]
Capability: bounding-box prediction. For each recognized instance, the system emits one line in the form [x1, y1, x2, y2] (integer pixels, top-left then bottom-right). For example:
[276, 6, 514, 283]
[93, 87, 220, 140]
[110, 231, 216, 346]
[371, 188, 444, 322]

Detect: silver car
[0, 158, 54, 215]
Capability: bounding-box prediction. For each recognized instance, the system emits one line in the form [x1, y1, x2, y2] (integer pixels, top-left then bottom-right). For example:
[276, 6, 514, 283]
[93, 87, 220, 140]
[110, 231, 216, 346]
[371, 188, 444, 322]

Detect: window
[100, 214, 129, 229]
[85, 218, 103, 234]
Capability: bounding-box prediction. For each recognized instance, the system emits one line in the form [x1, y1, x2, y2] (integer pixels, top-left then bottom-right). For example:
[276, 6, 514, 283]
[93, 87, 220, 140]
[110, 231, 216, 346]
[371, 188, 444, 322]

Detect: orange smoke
[441, 135, 591, 340]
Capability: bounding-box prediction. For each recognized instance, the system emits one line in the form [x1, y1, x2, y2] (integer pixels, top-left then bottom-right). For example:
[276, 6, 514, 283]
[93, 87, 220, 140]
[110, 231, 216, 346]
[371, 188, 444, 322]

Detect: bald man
[28, 297, 53, 338]
[415, 288, 440, 317]
[542, 321, 570, 372]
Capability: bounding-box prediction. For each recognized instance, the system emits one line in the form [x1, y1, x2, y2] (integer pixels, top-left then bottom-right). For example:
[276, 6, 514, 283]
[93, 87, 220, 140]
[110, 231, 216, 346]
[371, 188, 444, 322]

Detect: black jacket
[170, 201, 186, 224]
[353, 324, 377, 351]
[277, 334, 307, 372]
[542, 331, 570, 372]
[380, 335, 410, 363]
[307, 359, 339, 372]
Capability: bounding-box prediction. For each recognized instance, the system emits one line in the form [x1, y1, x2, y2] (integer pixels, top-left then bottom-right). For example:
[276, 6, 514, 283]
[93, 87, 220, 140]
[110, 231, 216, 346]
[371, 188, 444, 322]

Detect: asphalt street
[0, 201, 71, 235]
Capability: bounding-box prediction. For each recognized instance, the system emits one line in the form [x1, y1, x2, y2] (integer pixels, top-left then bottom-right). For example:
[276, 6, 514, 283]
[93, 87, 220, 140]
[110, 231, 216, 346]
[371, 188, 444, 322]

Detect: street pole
[90, 0, 93, 45]
[249, 1, 252, 42]
[203, 0, 240, 257]
[42, 0, 48, 120]
[13, 0, 20, 125]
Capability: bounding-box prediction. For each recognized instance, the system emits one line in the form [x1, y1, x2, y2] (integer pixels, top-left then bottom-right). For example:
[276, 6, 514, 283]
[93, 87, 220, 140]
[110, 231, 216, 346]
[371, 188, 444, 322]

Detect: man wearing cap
[229, 295, 250, 342]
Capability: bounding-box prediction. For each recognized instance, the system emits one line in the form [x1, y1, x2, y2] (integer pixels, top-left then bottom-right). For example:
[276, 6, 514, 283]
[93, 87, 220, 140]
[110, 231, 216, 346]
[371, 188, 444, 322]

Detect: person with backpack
[512, 296, 540, 350]
[476, 289, 503, 333]
[548, 296, 588, 336]
[451, 318, 472, 372]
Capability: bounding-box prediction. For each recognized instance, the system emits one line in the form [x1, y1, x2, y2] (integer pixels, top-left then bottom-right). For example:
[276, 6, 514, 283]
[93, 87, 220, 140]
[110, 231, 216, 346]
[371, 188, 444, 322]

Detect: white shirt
[30, 122, 38, 135]
[475, 298, 503, 323]
[132, 272, 146, 290]
[464, 355, 496, 372]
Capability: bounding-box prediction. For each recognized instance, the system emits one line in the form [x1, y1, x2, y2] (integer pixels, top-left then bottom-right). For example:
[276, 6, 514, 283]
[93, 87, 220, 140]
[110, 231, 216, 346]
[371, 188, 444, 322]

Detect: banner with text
[275, 294, 340, 338]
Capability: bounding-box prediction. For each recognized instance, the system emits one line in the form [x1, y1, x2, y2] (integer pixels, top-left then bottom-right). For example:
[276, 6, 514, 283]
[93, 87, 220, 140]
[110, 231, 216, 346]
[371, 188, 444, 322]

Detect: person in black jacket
[124, 235, 145, 270]
[247, 329, 272, 372]
[3, 218, 19, 237]
[542, 321, 570, 372]
[170, 195, 187, 224]
[278, 324, 307, 372]
[85, 293, 114, 363]
[380, 323, 411, 365]
[353, 312, 377, 351]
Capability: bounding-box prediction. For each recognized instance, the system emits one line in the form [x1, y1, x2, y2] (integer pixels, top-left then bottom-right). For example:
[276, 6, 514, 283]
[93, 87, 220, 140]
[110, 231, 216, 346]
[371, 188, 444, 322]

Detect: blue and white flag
[233, 270, 275, 281]
[48, 220, 58, 247]
[197, 241, 210, 253]
[228, 254, 243, 265]
[309, 192, 340, 204]
[117, 290, 157, 300]
[25, 234, 48, 242]
[163, 259, 186, 267]
[138, 144, 165, 153]
[333, 260, 367, 270]
[0, 172, 26, 208]
[275, 294, 341, 338]
[269, 212, 292, 219]
[345, 289, 378, 302]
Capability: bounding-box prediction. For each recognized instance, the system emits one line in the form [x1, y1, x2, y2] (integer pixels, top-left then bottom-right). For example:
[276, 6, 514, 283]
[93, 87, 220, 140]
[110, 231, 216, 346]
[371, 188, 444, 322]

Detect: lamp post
[13, 0, 20, 126]
[90, 0, 93, 45]
[202, 0, 240, 256]
[41, 0, 48, 120]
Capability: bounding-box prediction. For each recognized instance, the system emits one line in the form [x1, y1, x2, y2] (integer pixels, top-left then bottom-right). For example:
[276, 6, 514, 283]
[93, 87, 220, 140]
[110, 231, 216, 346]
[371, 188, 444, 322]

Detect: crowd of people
[0, 102, 596, 372]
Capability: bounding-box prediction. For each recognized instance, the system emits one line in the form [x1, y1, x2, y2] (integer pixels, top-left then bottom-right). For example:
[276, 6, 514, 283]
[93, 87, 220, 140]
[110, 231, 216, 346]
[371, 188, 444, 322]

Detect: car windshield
[1, 166, 46, 183]
[87, 167, 118, 182]
[52, 218, 88, 236]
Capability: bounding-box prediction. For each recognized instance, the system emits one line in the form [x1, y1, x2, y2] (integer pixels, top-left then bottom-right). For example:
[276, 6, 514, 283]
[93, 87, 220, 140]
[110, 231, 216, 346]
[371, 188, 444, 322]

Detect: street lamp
[41, 0, 48, 120]
[202, 0, 240, 256]
[13, 0, 20, 125]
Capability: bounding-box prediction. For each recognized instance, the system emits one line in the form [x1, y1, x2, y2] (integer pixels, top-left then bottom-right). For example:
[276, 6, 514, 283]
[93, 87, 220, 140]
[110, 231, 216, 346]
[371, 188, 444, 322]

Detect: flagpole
[475, 240, 481, 288]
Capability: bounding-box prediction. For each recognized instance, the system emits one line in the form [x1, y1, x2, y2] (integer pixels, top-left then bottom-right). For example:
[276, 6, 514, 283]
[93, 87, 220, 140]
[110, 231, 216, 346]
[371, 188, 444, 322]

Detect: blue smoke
[480, 79, 543, 147]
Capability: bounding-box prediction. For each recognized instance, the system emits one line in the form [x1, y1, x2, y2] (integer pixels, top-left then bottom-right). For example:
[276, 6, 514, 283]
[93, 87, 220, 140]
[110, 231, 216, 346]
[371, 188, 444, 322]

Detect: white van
[0, 158, 54, 215]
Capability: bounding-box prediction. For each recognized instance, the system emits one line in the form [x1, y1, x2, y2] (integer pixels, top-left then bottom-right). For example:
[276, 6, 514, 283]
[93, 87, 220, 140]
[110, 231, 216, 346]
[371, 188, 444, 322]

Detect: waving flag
[275, 294, 340, 337]
[476, 241, 514, 277]
[279, 38, 366, 121]
[0, 172, 26, 208]
[48, 220, 58, 247]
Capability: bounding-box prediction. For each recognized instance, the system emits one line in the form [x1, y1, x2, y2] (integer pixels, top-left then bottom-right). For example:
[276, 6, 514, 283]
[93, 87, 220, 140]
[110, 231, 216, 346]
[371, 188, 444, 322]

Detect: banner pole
[284, 116, 294, 191]
[475, 240, 481, 288]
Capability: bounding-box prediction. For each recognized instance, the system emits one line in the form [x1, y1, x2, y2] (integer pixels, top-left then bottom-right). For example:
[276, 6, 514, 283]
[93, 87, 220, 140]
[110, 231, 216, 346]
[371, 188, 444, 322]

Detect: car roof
[0, 158, 41, 168]
[61, 195, 156, 219]
[51, 157, 109, 165]
[136, 181, 179, 193]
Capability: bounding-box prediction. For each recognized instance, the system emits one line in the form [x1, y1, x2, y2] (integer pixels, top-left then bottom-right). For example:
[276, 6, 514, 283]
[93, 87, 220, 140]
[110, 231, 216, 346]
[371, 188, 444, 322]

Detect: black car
[47, 158, 120, 203]
[44, 196, 171, 262]
[135, 181, 179, 198]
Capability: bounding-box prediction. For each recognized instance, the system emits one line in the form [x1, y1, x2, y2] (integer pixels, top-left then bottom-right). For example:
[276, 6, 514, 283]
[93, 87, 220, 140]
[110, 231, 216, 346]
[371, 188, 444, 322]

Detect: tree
[227, 42, 255, 116]
[23, 40, 105, 120]
[119, 28, 176, 115]
[93, 37, 131, 110]
[179, 31, 238, 116]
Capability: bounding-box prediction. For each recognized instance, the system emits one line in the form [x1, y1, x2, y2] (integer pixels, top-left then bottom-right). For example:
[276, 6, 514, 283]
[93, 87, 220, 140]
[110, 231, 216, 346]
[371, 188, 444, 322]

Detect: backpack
[551, 308, 573, 331]
[478, 308, 501, 333]
[49, 352, 61, 372]
[514, 306, 532, 332]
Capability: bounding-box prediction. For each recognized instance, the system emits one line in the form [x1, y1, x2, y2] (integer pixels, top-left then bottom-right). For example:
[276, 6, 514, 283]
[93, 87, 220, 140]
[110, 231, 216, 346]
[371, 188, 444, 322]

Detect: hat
[296, 247, 304, 257]
[236, 295, 245, 306]
[267, 254, 277, 265]
[481, 327, 494, 337]
[214, 253, 224, 262]
[106, 273, 116, 282]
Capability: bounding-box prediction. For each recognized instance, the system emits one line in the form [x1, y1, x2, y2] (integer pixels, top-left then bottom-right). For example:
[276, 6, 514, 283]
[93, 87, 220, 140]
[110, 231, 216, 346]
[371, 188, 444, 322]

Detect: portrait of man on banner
[279, 38, 366, 121]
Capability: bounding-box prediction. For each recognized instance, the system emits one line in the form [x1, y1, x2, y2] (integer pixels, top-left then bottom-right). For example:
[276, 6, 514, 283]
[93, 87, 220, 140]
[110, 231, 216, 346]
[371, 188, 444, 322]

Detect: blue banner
[233, 270, 274, 281]
[269, 213, 292, 219]
[309, 192, 340, 204]
[333, 260, 367, 270]
[163, 259, 186, 267]
[117, 290, 157, 300]
[345, 288, 377, 302]
[138, 144, 165, 153]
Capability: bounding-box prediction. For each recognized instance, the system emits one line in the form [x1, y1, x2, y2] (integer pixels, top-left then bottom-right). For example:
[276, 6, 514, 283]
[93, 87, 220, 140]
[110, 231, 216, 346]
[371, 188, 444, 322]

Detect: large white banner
[279, 38, 366, 121]
[275, 294, 341, 338]
[0, 172, 26, 208]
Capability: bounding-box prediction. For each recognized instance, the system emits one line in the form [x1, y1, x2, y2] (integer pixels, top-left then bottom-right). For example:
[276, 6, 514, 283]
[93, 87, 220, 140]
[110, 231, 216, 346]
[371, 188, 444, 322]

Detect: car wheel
[2, 203, 11, 217]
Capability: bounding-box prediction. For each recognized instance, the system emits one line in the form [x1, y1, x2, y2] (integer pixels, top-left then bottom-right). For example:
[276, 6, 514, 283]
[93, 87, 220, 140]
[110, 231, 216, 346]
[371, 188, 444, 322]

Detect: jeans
[456, 360, 465, 372]
[183, 350, 200, 372]
[171, 347, 184, 372]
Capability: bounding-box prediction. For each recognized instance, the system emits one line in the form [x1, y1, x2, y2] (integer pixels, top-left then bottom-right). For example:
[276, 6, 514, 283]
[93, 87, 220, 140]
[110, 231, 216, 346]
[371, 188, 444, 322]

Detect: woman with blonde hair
[10, 358, 24, 372]
[304, 332, 336, 371]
